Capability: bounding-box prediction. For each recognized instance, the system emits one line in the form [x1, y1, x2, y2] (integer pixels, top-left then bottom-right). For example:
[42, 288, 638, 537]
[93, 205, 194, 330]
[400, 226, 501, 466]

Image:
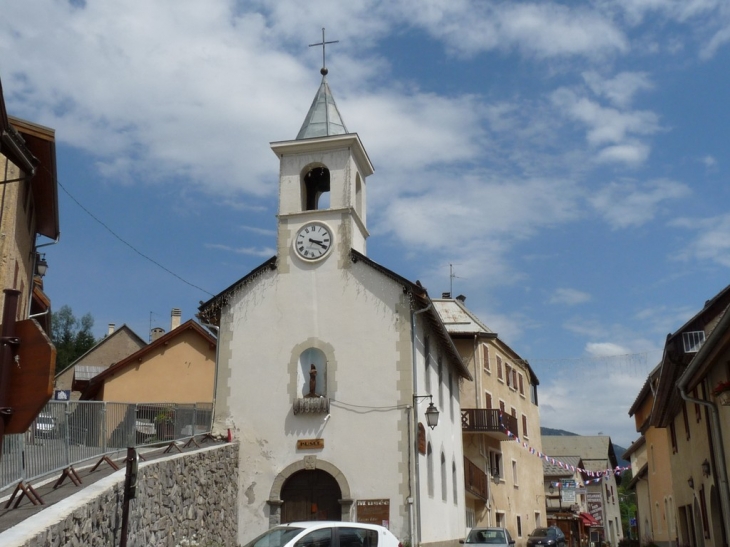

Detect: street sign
[4, 318, 56, 434]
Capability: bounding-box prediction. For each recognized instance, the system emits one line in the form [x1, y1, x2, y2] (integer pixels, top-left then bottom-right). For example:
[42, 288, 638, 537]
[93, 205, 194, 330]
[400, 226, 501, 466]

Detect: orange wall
[100, 329, 215, 404]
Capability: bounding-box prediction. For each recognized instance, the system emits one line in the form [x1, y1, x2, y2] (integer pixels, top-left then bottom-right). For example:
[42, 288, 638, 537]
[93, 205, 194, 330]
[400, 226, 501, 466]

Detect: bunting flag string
[497, 411, 630, 481]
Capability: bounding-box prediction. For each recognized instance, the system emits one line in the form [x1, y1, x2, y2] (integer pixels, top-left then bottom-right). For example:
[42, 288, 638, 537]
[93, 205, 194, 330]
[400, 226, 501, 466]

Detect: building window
[535, 512, 541, 528]
[497, 356, 503, 380]
[490, 450, 502, 480]
[485, 391, 492, 409]
[452, 460, 458, 505]
[424, 337, 431, 392]
[512, 460, 518, 486]
[512, 369, 517, 389]
[693, 388, 701, 423]
[438, 357, 444, 409]
[466, 508, 476, 528]
[518, 374, 524, 395]
[511, 407, 516, 420]
[449, 372, 454, 421]
[682, 401, 690, 440]
[440, 452, 447, 502]
[499, 400, 506, 414]
[522, 414, 528, 438]
[517, 515, 522, 537]
[506, 365, 512, 388]
[427, 442, 434, 497]
[483, 345, 490, 372]
[700, 485, 709, 538]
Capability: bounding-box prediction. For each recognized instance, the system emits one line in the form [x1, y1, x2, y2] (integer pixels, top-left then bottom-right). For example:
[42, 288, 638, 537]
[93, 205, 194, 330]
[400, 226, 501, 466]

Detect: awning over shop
[580, 512, 600, 526]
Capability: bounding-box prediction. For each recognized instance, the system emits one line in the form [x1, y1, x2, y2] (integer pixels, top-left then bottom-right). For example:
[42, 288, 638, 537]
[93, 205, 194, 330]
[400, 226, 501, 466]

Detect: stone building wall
[3, 443, 238, 547]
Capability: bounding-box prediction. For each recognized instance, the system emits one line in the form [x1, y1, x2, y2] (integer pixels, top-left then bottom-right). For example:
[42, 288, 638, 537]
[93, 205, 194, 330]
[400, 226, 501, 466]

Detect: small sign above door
[297, 438, 324, 450]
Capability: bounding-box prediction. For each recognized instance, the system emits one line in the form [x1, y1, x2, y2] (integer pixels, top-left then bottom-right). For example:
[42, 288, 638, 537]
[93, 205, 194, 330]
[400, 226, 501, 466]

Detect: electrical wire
[56, 178, 215, 297]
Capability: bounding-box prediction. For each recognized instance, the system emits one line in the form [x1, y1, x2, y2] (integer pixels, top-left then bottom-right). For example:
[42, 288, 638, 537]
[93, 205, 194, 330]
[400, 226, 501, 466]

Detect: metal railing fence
[1, 400, 213, 494]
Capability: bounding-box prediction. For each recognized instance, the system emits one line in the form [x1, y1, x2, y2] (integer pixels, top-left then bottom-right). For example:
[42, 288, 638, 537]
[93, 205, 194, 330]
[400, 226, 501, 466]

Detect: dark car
[526, 527, 566, 547]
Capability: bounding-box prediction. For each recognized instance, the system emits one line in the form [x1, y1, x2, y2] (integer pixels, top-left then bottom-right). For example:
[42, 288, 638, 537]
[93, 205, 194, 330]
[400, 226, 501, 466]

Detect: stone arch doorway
[281, 469, 341, 523]
[267, 458, 353, 527]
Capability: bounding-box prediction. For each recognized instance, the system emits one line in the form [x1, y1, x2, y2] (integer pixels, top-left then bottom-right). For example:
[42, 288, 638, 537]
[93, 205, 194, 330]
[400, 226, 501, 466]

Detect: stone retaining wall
[3, 443, 239, 547]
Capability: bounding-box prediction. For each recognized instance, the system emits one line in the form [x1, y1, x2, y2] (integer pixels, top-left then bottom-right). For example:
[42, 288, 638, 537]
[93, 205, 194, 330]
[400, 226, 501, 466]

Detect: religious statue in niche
[305, 364, 318, 397]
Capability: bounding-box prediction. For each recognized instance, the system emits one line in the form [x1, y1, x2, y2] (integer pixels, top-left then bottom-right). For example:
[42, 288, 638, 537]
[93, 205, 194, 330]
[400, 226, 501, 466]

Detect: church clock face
[294, 222, 333, 261]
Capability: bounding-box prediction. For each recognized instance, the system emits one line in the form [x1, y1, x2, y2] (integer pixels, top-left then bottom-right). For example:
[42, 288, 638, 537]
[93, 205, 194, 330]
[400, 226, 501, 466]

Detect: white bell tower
[271, 67, 373, 265]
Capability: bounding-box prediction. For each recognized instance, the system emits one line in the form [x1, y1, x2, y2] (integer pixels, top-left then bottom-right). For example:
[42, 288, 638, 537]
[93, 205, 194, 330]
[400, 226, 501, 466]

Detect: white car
[242, 521, 402, 547]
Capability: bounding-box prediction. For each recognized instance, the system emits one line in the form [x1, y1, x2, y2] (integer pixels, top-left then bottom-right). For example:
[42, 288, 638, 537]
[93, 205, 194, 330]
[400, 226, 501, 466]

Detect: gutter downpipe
[411, 299, 432, 547]
[676, 312, 730, 540]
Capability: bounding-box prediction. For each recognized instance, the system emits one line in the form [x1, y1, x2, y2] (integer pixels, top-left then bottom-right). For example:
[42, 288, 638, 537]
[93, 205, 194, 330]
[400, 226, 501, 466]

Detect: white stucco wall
[212, 250, 465, 546]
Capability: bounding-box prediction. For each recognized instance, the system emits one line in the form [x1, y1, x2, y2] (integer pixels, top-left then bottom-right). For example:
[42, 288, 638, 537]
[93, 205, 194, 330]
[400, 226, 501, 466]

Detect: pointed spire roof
[296, 74, 348, 140]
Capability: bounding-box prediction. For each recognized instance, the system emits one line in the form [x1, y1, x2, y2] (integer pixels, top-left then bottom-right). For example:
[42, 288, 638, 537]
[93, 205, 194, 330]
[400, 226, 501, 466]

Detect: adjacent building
[54, 323, 147, 400]
[0, 77, 59, 332]
[433, 296, 544, 544]
[640, 283, 730, 547]
[542, 436, 624, 547]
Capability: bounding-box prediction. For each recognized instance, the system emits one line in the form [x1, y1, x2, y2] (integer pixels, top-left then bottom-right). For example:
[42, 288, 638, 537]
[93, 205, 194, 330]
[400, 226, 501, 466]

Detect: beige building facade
[627, 367, 677, 547]
[434, 297, 544, 545]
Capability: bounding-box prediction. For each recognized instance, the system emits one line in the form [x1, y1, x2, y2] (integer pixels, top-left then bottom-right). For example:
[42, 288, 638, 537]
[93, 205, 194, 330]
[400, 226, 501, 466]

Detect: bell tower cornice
[270, 133, 374, 179]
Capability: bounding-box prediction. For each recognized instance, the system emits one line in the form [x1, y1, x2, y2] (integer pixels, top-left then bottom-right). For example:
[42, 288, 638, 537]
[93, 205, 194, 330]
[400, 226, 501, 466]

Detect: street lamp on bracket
[413, 394, 439, 429]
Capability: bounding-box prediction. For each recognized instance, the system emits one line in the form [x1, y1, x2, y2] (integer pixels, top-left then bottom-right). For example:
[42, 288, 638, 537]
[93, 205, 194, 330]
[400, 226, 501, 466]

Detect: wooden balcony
[464, 457, 488, 501]
[461, 409, 518, 441]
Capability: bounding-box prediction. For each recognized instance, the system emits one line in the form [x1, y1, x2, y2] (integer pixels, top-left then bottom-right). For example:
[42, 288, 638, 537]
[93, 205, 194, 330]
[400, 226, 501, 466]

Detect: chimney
[442, 292, 451, 299]
[150, 327, 166, 342]
[171, 308, 182, 330]
[456, 294, 466, 303]
[107, 323, 115, 336]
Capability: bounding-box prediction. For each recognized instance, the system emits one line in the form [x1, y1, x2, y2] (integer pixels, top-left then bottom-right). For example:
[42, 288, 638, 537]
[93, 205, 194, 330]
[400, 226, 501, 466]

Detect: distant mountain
[540, 427, 630, 469]
[541, 427, 579, 437]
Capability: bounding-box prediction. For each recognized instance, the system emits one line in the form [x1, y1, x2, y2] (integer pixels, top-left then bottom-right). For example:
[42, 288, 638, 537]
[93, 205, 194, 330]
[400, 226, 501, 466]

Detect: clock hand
[309, 238, 328, 249]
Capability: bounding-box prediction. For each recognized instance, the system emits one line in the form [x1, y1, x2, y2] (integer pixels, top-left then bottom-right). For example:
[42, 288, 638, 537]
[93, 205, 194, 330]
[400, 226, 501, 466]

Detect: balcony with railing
[461, 408, 517, 441]
[464, 457, 489, 501]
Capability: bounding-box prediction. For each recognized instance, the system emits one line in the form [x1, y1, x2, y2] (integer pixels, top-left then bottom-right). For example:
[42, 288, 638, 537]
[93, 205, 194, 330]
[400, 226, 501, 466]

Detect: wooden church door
[281, 469, 342, 523]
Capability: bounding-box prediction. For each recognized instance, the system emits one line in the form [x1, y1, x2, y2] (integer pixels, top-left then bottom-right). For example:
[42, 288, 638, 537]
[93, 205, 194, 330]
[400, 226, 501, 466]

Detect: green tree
[52, 305, 96, 372]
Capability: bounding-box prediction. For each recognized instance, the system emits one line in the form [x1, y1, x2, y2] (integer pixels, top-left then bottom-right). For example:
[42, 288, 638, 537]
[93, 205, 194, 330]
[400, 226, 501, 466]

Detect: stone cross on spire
[309, 27, 338, 76]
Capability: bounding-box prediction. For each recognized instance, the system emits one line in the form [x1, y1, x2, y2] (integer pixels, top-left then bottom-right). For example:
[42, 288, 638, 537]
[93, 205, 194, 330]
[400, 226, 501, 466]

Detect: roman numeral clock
[294, 222, 333, 261]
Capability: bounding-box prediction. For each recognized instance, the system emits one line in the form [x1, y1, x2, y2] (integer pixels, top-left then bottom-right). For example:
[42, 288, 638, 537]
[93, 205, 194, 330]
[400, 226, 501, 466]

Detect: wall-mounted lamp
[687, 477, 694, 489]
[701, 459, 711, 477]
[414, 394, 439, 429]
[35, 253, 48, 277]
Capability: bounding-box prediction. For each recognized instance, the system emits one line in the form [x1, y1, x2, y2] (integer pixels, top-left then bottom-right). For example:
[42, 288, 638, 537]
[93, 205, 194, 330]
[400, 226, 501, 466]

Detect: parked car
[242, 521, 402, 547]
[34, 413, 57, 438]
[526, 527, 566, 547]
[461, 527, 515, 546]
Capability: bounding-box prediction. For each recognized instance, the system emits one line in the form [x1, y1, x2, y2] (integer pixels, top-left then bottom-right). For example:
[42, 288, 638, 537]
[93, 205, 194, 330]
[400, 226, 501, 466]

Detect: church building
[198, 66, 472, 546]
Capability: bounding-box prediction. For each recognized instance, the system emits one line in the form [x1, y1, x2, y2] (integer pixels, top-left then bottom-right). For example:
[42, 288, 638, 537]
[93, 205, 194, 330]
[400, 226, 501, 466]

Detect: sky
[2, 0, 730, 449]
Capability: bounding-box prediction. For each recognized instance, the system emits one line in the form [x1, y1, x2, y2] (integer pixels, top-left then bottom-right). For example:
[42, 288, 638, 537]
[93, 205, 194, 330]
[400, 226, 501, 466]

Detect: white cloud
[673, 213, 730, 267]
[582, 71, 653, 108]
[205, 243, 276, 257]
[585, 341, 633, 357]
[589, 179, 690, 229]
[398, 1, 628, 58]
[701, 155, 718, 168]
[539, 367, 644, 447]
[550, 288, 592, 306]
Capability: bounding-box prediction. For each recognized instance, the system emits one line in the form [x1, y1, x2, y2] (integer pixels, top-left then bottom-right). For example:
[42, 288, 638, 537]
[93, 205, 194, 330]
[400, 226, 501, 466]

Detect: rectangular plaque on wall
[296, 438, 324, 449]
[356, 499, 390, 528]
